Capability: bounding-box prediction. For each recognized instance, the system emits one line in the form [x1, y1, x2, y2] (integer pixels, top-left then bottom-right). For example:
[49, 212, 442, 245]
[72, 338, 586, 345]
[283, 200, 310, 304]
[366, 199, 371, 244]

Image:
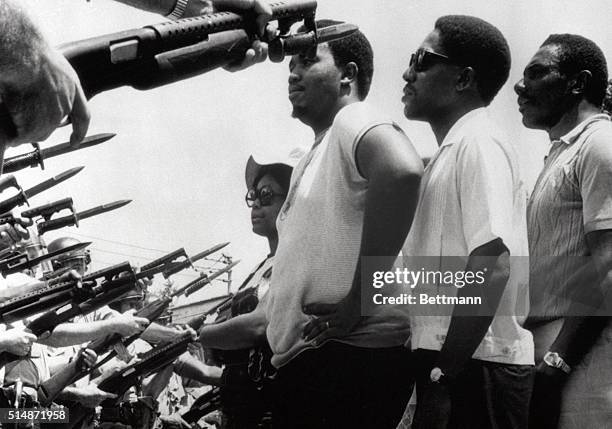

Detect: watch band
[543, 351, 571, 374]
[166, 0, 189, 20]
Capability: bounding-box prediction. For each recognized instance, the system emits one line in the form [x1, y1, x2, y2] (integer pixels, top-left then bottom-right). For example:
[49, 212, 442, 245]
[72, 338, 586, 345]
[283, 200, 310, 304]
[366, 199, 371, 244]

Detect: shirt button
[502, 346, 511, 355]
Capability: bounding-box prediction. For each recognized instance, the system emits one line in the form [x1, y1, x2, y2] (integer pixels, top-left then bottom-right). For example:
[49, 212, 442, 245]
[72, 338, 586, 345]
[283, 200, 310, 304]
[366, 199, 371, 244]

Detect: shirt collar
[440, 107, 487, 148]
[554, 113, 611, 145]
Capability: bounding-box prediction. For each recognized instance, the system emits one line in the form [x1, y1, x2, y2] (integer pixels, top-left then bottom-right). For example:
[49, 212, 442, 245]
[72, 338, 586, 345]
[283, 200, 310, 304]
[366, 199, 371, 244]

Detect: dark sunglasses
[409, 48, 451, 72]
[245, 185, 286, 208]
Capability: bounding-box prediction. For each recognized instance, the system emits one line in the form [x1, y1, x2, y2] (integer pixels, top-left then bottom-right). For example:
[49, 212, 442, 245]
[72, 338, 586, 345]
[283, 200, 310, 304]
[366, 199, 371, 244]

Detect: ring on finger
[325, 320, 330, 329]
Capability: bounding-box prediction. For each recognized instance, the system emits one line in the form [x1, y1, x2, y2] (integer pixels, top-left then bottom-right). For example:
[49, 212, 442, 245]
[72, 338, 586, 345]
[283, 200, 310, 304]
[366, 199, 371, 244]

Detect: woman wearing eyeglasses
[195, 151, 301, 429]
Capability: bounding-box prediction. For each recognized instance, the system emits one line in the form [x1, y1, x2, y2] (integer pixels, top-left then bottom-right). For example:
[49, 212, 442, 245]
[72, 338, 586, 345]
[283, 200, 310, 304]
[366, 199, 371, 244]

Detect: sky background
[10, 0, 612, 306]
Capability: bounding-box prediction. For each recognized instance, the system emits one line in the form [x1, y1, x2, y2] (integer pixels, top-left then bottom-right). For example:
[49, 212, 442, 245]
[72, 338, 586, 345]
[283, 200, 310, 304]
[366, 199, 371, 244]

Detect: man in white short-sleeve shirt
[401, 15, 534, 429]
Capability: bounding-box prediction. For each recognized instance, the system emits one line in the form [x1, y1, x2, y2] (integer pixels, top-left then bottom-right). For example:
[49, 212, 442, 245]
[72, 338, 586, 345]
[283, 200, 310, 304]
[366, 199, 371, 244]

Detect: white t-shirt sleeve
[333, 102, 397, 180]
[456, 136, 515, 254]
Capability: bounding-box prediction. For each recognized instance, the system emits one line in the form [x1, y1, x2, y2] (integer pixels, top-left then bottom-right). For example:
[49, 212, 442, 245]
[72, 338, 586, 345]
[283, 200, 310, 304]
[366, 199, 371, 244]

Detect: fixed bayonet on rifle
[0, 261, 151, 367]
[183, 293, 234, 332]
[162, 242, 229, 278]
[21, 197, 76, 223]
[36, 199, 132, 235]
[2, 134, 115, 173]
[72, 260, 236, 384]
[181, 259, 240, 297]
[0, 167, 84, 215]
[34, 248, 229, 401]
[38, 266, 72, 282]
[0, 175, 23, 195]
[0, 241, 91, 277]
[181, 386, 222, 424]
[43, 331, 194, 415]
[140, 248, 187, 272]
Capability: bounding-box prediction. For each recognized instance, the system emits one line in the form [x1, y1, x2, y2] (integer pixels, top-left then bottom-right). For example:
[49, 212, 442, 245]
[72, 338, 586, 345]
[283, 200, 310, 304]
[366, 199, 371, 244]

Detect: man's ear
[341, 62, 358, 86]
[569, 70, 592, 96]
[456, 67, 476, 92]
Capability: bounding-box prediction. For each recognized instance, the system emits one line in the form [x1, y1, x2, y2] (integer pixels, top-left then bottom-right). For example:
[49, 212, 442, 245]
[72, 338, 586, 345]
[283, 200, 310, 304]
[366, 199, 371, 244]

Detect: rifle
[34, 248, 197, 402]
[0, 250, 183, 368]
[36, 199, 132, 235]
[61, 332, 194, 426]
[161, 242, 229, 278]
[46, 259, 239, 397]
[0, 240, 91, 278]
[183, 293, 234, 332]
[0, 167, 83, 215]
[59, 0, 320, 99]
[21, 197, 76, 222]
[181, 386, 222, 424]
[0, 175, 23, 197]
[0, 1, 357, 138]
[0, 258, 128, 323]
[2, 134, 114, 174]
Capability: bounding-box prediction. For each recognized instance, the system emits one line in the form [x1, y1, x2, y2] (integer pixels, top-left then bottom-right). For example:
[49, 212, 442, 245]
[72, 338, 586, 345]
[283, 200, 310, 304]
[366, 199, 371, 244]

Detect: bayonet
[37, 199, 131, 235]
[22, 197, 76, 223]
[171, 259, 240, 297]
[2, 134, 116, 173]
[141, 248, 187, 272]
[0, 241, 91, 276]
[162, 242, 229, 278]
[0, 167, 84, 214]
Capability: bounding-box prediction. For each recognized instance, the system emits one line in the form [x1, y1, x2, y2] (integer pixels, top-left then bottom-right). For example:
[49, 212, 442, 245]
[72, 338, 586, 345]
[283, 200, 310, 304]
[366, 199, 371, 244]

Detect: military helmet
[47, 236, 91, 271]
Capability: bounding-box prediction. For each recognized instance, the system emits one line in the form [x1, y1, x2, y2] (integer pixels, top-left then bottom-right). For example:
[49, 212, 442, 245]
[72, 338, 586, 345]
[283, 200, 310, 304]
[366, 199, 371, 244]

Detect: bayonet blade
[162, 242, 230, 279]
[317, 23, 359, 44]
[28, 242, 91, 267]
[75, 199, 132, 221]
[177, 260, 240, 297]
[189, 242, 230, 264]
[0, 242, 91, 275]
[40, 133, 116, 160]
[24, 166, 85, 199]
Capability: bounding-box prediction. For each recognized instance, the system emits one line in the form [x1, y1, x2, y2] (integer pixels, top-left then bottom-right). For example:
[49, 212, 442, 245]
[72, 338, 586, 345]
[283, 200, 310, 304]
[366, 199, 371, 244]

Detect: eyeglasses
[245, 185, 286, 207]
[409, 48, 451, 72]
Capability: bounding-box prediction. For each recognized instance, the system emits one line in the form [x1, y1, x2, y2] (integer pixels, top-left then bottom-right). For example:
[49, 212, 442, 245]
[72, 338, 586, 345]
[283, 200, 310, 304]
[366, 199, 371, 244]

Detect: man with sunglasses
[263, 20, 422, 429]
[515, 35, 612, 429]
[400, 15, 534, 429]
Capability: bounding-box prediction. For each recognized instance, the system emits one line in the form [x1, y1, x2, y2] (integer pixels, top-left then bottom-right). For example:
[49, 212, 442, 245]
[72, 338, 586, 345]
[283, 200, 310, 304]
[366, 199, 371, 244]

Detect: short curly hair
[435, 15, 511, 105]
[306, 19, 374, 100]
[542, 34, 608, 107]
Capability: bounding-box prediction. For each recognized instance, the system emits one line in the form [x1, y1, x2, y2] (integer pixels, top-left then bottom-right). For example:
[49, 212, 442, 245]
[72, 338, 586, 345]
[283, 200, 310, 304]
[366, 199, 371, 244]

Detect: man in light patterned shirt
[515, 34, 612, 429]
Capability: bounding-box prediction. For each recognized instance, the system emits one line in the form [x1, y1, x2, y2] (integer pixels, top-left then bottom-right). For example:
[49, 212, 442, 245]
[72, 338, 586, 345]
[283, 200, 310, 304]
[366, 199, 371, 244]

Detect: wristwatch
[543, 351, 571, 374]
[166, 0, 189, 20]
[430, 367, 445, 383]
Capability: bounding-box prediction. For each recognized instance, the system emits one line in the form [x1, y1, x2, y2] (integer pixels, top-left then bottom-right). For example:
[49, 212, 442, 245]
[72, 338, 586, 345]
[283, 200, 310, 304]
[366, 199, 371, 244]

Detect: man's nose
[514, 78, 525, 95]
[403, 65, 416, 83]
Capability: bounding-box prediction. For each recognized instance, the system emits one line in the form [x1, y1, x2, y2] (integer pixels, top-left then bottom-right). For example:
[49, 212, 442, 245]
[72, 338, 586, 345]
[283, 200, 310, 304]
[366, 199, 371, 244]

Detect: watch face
[544, 352, 559, 366]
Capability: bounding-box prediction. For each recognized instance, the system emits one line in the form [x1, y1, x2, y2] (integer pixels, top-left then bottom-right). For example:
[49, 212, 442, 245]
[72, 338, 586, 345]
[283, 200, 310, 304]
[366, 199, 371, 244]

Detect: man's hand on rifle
[0, 328, 37, 356]
[211, 0, 273, 71]
[74, 346, 98, 371]
[110, 309, 150, 337]
[0, 218, 30, 250]
[112, 0, 272, 71]
[68, 383, 118, 408]
[160, 412, 192, 429]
